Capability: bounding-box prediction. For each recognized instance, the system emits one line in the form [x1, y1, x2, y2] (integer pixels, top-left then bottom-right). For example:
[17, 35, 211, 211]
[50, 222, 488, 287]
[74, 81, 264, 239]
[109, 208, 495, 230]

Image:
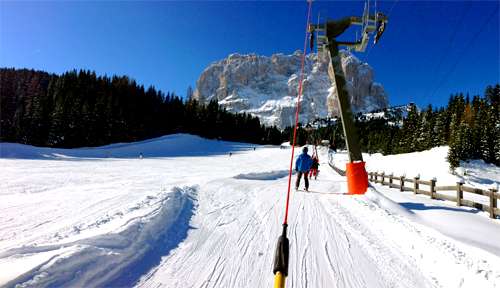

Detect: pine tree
[433, 109, 447, 145]
[480, 107, 498, 164]
[417, 105, 434, 150]
[495, 123, 500, 166]
[186, 86, 194, 101]
[460, 122, 473, 160]
[484, 84, 499, 117]
[447, 114, 461, 169]
[399, 104, 420, 152]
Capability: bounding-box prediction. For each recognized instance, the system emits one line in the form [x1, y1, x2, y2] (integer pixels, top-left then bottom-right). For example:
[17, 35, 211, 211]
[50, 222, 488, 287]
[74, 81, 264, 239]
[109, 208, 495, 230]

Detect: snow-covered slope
[332, 146, 500, 256]
[1, 136, 499, 287]
[0, 134, 252, 159]
[331, 146, 500, 191]
[194, 51, 388, 128]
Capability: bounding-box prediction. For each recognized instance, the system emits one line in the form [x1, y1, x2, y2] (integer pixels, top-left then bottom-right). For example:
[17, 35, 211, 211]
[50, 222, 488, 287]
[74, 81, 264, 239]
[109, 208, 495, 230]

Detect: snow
[460, 160, 500, 190]
[336, 146, 500, 191]
[0, 134, 254, 159]
[1, 135, 500, 287]
[368, 185, 500, 257]
[363, 111, 385, 120]
[332, 146, 500, 206]
[331, 146, 500, 256]
[0, 187, 196, 287]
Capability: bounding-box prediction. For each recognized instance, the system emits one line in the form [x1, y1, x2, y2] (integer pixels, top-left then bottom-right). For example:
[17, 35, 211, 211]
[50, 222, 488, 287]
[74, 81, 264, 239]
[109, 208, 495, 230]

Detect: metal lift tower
[310, 8, 388, 194]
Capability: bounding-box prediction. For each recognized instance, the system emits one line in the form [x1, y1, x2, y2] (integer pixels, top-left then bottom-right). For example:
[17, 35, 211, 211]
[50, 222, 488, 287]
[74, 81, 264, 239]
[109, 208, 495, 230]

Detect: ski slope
[1, 134, 499, 287]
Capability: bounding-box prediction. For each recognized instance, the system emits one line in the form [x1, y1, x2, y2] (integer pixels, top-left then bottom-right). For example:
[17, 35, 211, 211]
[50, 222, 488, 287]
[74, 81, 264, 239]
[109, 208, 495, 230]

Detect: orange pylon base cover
[346, 162, 368, 195]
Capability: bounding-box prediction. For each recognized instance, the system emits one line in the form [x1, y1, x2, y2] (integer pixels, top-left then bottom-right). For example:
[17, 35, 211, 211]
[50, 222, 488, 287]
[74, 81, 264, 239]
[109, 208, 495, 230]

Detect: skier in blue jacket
[295, 146, 313, 191]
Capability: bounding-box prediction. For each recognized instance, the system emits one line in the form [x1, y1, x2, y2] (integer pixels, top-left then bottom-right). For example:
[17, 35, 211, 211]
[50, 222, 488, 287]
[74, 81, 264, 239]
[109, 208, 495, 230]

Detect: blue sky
[1, 1, 498, 108]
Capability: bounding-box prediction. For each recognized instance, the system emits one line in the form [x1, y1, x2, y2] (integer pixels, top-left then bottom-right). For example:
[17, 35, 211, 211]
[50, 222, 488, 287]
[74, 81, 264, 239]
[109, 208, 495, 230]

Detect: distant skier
[295, 146, 313, 191]
[139, 152, 143, 159]
[229, 152, 232, 157]
[310, 155, 319, 180]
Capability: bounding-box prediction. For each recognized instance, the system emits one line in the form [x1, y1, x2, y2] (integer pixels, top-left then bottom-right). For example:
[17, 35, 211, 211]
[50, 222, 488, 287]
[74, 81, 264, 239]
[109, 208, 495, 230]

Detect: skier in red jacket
[310, 155, 319, 180]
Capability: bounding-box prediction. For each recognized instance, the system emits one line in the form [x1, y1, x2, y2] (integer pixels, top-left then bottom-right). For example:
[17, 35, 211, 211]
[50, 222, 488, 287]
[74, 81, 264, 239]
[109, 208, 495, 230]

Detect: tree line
[291, 84, 499, 168]
[0, 68, 284, 147]
[2, 68, 497, 168]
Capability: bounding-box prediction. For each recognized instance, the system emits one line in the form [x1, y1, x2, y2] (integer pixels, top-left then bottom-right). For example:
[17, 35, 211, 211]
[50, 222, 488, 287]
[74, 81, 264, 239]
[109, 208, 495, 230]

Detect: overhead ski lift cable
[428, 5, 499, 101]
[386, 0, 399, 18]
[424, 1, 471, 102]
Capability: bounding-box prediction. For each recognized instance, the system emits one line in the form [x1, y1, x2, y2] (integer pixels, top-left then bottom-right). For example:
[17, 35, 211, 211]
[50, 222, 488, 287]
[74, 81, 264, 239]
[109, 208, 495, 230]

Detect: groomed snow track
[138, 165, 500, 288]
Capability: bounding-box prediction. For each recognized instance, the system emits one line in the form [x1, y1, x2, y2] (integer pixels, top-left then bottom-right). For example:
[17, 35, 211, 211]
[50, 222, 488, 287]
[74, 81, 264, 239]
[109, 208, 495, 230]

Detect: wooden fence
[327, 161, 498, 219]
[368, 171, 499, 219]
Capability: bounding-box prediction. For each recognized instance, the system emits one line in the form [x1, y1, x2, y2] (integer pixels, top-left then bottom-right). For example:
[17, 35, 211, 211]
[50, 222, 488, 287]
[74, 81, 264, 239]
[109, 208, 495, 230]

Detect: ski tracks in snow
[139, 162, 500, 287]
[3, 141, 500, 287]
[344, 191, 500, 287]
[287, 189, 430, 288]
[138, 170, 432, 288]
[137, 179, 282, 288]
[0, 186, 198, 288]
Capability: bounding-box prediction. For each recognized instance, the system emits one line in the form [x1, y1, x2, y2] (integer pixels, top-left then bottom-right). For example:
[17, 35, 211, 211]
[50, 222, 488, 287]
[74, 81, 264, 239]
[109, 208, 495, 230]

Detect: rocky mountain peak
[193, 51, 388, 128]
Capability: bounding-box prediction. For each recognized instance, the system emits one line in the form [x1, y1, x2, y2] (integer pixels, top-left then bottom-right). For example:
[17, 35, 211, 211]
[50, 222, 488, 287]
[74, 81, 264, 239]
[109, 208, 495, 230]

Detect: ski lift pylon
[306, 0, 389, 195]
[309, 0, 388, 52]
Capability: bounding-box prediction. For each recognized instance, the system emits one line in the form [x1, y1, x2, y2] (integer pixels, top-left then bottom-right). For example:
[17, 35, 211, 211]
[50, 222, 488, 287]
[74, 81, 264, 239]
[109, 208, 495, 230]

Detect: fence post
[456, 181, 464, 206]
[374, 172, 378, 183]
[389, 173, 393, 188]
[400, 176, 405, 192]
[430, 177, 436, 199]
[414, 175, 420, 194]
[381, 172, 385, 185]
[490, 188, 497, 219]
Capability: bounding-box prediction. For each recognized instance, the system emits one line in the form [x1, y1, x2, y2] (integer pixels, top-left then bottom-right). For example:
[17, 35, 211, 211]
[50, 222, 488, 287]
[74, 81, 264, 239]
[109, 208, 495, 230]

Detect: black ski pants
[295, 171, 309, 190]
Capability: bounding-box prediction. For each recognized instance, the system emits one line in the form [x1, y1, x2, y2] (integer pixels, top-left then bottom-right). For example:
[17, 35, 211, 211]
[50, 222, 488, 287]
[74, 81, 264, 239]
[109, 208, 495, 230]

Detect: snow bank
[338, 187, 500, 288]
[364, 187, 416, 218]
[460, 160, 500, 190]
[329, 147, 500, 257]
[0, 186, 197, 287]
[331, 146, 499, 193]
[0, 134, 254, 159]
[368, 147, 455, 182]
[369, 183, 500, 257]
[234, 170, 290, 180]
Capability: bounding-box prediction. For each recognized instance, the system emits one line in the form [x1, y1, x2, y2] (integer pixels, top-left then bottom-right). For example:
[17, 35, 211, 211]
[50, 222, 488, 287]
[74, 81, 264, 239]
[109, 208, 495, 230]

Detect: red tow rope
[272, 3, 314, 285]
[283, 0, 313, 225]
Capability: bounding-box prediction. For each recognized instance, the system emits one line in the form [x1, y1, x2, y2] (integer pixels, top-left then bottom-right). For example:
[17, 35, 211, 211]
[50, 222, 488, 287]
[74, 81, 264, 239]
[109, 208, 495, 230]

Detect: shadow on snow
[399, 202, 480, 214]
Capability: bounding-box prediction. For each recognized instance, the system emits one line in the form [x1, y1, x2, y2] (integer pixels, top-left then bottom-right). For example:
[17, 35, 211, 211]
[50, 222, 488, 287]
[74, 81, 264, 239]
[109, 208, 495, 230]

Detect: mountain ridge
[194, 51, 388, 128]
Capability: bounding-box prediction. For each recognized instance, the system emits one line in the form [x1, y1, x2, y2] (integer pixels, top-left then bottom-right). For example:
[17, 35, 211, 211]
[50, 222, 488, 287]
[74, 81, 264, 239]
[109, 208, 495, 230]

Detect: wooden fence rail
[368, 171, 499, 219]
